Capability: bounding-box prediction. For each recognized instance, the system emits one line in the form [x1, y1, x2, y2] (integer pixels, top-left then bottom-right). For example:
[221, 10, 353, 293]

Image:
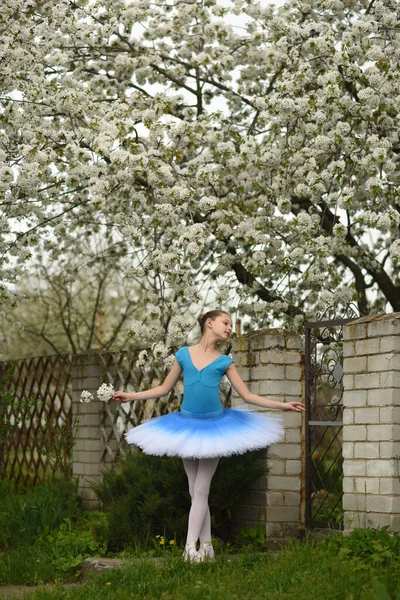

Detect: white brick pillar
[342, 313, 400, 532]
[231, 329, 305, 537]
[71, 352, 103, 510]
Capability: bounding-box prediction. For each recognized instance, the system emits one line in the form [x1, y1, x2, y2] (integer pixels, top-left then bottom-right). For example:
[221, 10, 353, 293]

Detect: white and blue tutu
[125, 346, 284, 459]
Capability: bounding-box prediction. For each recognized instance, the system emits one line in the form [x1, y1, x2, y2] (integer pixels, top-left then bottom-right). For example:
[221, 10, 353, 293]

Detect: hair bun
[197, 314, 205, 326]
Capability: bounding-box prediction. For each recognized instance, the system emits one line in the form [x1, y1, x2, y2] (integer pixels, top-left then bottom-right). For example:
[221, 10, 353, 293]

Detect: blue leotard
[176, 346, 233, 414]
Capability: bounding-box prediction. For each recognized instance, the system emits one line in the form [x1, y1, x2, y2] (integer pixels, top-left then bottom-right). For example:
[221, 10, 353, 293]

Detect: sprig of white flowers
[80, 390, 94, 404]
[80, 383, 114, 404]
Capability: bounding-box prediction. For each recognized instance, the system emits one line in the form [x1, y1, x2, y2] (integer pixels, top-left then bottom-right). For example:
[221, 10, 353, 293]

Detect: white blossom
[152, 340, 169, 359]
[296, 213, 314, 233]
[163, 354, 175, 369]
[186, 242, 200, 256]
[80, 390, 94, 403]
[136, 350, 148, 368]
[290, 247, 305, 260]
[278, 197, 292, 214]
[389, 240, 400, 261]
[158, 165, 175, 184]
[97, 383, 115, 403]
[320, 290, 335, 305]
[148, 304, 161, 318]
[199, 196, 217, 211]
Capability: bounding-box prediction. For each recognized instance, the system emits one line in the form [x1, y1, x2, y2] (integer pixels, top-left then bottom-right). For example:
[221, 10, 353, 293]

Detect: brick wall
[71, 352, 103, 509]
[231, 329, 305, 537]
[342, 313, 400, 532]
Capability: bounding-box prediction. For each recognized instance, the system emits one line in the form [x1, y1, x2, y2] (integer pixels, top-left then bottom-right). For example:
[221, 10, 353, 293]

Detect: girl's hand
[113, 391, 131, 404]
[283, 402, 306, 412]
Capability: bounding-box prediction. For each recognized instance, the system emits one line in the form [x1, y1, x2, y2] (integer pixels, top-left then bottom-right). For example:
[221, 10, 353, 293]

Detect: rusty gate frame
[304, 304, 361, 529]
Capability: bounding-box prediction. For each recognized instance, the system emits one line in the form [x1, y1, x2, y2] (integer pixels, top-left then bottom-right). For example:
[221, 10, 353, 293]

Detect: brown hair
[198, 310, 231, 334]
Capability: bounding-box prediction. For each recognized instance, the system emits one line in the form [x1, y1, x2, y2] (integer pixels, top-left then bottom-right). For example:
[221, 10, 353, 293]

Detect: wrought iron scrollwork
[307, 303, 362, 422]
[314, 302, 361, 323]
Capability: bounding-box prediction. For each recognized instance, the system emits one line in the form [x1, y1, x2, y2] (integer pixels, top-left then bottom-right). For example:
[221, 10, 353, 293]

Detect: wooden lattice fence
[0, 355, 73, 487]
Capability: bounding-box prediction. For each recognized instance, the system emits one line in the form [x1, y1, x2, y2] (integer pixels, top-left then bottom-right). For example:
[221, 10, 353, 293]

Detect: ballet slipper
[182, 541, 201, 563]
[198, 541, 214, 560]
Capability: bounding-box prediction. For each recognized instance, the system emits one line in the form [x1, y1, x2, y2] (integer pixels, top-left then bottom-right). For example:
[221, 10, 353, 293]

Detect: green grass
[5, 539, 400, 600]
[0, 544, 62, 586]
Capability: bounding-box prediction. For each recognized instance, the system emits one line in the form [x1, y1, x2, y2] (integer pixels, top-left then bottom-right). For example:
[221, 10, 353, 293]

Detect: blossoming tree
[2, 0, 400, 360]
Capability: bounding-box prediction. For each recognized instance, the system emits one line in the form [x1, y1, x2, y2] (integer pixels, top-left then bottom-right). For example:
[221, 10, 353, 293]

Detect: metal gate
[304, 304, 360, 529]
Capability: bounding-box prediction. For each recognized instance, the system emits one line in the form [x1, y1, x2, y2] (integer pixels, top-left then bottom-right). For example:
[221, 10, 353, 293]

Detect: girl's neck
[198, 337, 218, 353]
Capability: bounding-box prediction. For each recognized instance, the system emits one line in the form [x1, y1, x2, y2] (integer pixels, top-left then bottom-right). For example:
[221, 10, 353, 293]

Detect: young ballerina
[113, 310, 305, 562]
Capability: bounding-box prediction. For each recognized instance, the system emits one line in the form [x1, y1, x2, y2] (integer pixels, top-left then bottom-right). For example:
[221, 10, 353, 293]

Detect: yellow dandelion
[156, 535, 161, 538]
[169, 540, 175, 545]
[36, 560, 40, 563]
[106, 582, 111, 586]
[160, 539, 165, 545]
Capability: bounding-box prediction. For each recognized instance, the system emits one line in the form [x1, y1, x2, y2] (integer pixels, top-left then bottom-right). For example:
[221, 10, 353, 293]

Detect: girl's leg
[184, 457, 219, 544]
[182, 459, 212, 543]
[183, 458, 198, 503]
[182, 458, 200, 561]
[198, 506, 212, 543]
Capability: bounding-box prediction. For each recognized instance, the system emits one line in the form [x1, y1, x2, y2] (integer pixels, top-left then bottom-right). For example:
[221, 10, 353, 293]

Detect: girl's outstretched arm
[113, 359, 182, 404]
[226, 364, 306, 413]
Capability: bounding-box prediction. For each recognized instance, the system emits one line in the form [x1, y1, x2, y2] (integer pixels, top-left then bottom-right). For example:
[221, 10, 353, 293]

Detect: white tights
[183, 457, 219, 543]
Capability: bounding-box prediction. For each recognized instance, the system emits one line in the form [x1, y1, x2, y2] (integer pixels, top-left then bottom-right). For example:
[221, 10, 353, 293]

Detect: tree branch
[226, 244, 305, 317]
[86, 269, 108, 349]
[292, 198, 400, 311]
